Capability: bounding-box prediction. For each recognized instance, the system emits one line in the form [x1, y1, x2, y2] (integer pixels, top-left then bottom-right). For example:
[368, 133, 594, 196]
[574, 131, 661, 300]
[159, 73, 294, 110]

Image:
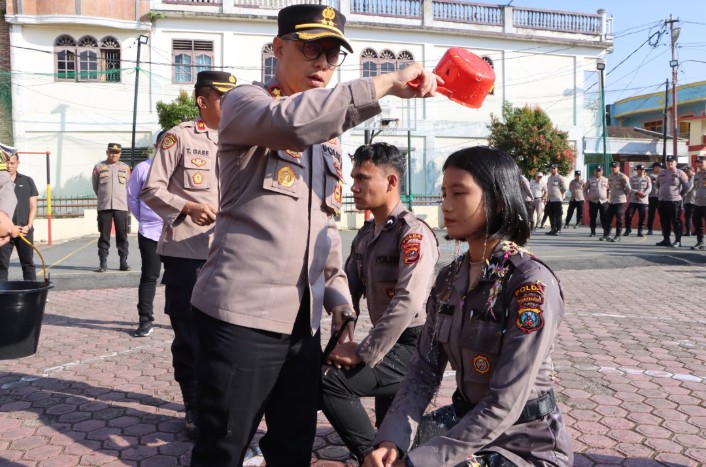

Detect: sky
[506, 0, 706, 105]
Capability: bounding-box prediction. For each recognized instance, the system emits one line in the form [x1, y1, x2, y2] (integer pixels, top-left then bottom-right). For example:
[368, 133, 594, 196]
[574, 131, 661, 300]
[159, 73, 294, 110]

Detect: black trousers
[684, 203, 695, 234]
[624, 203, 647, 232]
[588, 201, 609, 235]
[565, 200, 584, 225]
[321, 326, 420, 461]
[658, 200, 683, 242]
[0, 227, 36, 281]
[97, 209, 129, 259]
[647, 197, 659, 231]
[605, 203, 626, 236]
[137, 234, 161, 324]
[694, 205, 706, 242]
[525, 201, 535, 229]
[161, 256, 204, 384]
[191, 296, 321, 467]
[546, 201, 563, 231]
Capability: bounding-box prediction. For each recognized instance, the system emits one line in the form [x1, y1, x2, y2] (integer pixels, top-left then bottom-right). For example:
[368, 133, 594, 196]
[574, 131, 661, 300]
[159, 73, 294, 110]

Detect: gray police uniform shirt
[629, 174, 652, 205]
[529, 179, 546, 199]
[683, 175, 696, 205]
[520, 175, 532, 203]
[375, 242, 573, 466]
[546, 174, 565, 202]
[648, 172, 659, 198]
[0, 171, 17, 217]
[191, 78, 381, 335]
[346, 202, 439, 367]
[142, 119, 219, 261]
[656, 168, 690, 202]
[92, 160, 130, 211]
[569, 179, 585, 201]
[608, 172, 631, 204]
[584, 175, 609, 203]
[694, 169, 706, 207]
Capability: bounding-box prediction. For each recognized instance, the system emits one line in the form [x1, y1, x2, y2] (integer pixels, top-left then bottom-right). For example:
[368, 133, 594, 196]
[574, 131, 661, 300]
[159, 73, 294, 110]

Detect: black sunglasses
[281, 35, 347, 67]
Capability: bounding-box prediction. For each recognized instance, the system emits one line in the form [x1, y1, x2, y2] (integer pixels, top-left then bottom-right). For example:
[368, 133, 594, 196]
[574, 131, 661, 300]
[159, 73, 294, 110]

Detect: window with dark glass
[262, 43, 277, 83]
[482, 56, 495, 95]
[172, 39, 214, 83]
[360, 48, 415, 78]
[54, 34, 121, 82]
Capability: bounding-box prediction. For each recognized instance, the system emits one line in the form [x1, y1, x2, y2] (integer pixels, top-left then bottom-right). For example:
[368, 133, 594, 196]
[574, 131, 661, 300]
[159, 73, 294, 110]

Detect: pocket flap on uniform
[460, 319, 503, 354]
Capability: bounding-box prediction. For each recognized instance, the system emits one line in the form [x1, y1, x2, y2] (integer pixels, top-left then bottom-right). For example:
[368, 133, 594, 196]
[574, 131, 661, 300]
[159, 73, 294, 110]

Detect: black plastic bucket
[0, 280, 53, 359]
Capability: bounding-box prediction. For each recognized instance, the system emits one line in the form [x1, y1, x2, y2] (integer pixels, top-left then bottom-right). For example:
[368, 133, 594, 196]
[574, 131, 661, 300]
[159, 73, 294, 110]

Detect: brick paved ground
[1, 263, 705, 466]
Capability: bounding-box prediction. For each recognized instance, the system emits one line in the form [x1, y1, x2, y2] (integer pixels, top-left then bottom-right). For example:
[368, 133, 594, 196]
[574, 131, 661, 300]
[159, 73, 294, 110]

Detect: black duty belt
[452, 389, 556, 424]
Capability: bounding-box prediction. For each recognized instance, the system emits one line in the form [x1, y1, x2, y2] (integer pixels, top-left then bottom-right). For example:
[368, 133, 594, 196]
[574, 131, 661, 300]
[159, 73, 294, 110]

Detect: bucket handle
[17, 233, 49, 282]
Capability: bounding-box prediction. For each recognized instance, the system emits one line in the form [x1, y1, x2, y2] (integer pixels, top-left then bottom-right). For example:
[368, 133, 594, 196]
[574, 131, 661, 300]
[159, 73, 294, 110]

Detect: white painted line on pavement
[47, 237, 97, 270]
[598, 366, 704, 383]
[591, 313, 626, 318]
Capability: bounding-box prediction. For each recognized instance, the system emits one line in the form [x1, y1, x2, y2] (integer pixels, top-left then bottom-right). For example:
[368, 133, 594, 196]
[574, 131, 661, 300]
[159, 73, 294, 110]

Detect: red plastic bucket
[433, 47, 495, 108]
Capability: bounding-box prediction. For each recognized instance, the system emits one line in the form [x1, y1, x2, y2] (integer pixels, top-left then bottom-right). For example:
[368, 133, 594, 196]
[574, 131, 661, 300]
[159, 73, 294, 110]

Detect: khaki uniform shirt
[92, 160, 130, 211]
[656, 168, 689, 202]
[629, 174, 652, 205]
[694, 170, 706, 207]
[191, 78, 382, 335]
[608, 172, 631, 204]
[346, 202, 439, 367]
[520, 175, 532, 202]
[683, 175, 696, 205]
[546, 174, 566, 202]
[375, 242, 573, 466]
[584, 175, 609, 203]
[0, 171, 16, 217]
[569, 179, 585, 201]
[529, 179, 546, 200]
[142, 119, 219, 260]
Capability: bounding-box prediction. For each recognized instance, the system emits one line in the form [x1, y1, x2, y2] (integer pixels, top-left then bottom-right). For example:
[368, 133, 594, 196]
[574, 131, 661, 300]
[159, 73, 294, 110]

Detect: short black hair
[442, 146, 531, 245]
[350, 142, 406, 179]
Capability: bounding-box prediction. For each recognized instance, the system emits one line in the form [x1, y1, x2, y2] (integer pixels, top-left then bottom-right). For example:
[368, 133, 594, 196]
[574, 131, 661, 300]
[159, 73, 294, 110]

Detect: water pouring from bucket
[409, 47, 495, 109]
[0, 233, 53, 360]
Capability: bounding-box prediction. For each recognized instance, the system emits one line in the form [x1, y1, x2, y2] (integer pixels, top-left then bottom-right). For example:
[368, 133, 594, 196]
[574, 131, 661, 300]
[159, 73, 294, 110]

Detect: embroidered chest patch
[513, 281, 546, 334]
[161, 134, 177, 150]
[191, 157, 207, 168]
[192, 172, 204, 185]
[402, 233, 423, 264]
[472, 354, 491, 374]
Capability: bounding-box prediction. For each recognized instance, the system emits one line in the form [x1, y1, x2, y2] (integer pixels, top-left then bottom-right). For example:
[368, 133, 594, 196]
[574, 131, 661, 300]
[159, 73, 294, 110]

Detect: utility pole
[667, 16, 680, 160]
[662, 79, 668, 163]
[130, 35, 149, 168]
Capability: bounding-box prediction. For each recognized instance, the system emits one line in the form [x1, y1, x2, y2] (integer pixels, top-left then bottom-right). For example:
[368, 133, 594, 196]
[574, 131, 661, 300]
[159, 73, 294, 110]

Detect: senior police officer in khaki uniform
[321, 143, 439, 462]
[142, 70, 236, 439]
[655, 155, 690, 247]
[646, 161, 663, 235]
[584, 166, 609, 238]
[544, 163, 566, 236]
[0, 145, 18, 247]
[624, 164, 652, 237]
[604, 161, 631, 242]
[92, 143, 131, 272]
[188, 4, 440, 466]
[565, 169, 585, 228]
[529, 172, 546, 231]
[691, 156, 706, 250]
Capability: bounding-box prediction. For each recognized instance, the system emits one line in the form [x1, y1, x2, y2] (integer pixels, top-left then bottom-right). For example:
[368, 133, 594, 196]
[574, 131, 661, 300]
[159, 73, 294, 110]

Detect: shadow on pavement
[43, 313, 171, 335]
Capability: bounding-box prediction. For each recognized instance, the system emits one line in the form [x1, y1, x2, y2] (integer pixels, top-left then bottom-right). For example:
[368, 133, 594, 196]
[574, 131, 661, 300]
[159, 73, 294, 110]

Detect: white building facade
[5, 0, 613, 200]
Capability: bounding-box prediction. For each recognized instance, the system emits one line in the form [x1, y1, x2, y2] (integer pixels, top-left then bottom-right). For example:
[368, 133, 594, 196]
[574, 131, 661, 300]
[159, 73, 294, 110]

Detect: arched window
[262, 43, 277, 83]
[54, 34, 121, 82]
[360, 48, 415, 78]
[482, 56, 495, 95]
[172, 39, 214, 83]
[361, 48, 379, 78]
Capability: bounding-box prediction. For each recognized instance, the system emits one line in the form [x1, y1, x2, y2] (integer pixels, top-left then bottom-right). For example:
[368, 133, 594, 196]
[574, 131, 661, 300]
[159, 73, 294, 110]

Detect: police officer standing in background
[544, 163, 566, 236]
[142, 71, 236, 438]
[584, 165, 609, 238]
[529, 172, 546, 231]
[92, 143, 131, 272]
[0, 145, 19, 248]
[188, 4, 440, 466]
[683, 165, 696, 237]
[624, 164, 652, 237]
[691, 156, 706, 250]
[646, 161, 663, 235]
[520, 173, 534, 228]
[565, 170, 585, 228]
[655, 155, 690, 247]
[604, 161, 631, 242]
[321, 143, 439, 462]
[0, 153, 38, 281]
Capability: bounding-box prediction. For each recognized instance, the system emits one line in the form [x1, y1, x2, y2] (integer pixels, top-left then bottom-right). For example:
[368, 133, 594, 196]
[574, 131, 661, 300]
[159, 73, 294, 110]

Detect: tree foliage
[487, 102, 576, 177]
[156, 90, 198, 131]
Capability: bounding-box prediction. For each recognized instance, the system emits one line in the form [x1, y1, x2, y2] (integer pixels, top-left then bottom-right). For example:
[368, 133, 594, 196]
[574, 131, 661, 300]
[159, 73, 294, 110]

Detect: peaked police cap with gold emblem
[277, 4, 353, 53]
[107, 143, 122, 152]
[195, 71, 237, 93]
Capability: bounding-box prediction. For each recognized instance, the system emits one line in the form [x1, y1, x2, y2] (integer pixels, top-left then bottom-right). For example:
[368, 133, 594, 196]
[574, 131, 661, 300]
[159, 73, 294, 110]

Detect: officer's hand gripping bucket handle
[408, 47, 495, 109]
[0, 233, 53, 360]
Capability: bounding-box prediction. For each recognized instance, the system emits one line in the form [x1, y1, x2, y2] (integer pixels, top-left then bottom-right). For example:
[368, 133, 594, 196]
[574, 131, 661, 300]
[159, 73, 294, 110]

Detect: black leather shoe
[637, 230, 644, 237]
[655, 240, 671, 246]
[624, 230, 631, 236]
[647, 230, 653, 235]
[120, 261, 131, 271]
[95, 261, 107, 273]
[692, 242, 705, 250]
[670, 241, 681, 248]
[600, 236, 610, 241]
[607, 236, 621, 242]
[589, 232, 596, 237]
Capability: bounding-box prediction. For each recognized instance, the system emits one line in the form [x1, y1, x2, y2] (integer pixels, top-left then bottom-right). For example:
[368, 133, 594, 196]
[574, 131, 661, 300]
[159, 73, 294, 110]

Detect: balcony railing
[432, 0, 503, 25]
[513, 7, 600, 34]
[351, 0, 421, 18]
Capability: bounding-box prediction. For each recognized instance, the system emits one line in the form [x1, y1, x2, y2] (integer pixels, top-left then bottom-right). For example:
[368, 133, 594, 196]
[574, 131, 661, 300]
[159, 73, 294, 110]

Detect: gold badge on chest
[277, 166, 296, 188]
